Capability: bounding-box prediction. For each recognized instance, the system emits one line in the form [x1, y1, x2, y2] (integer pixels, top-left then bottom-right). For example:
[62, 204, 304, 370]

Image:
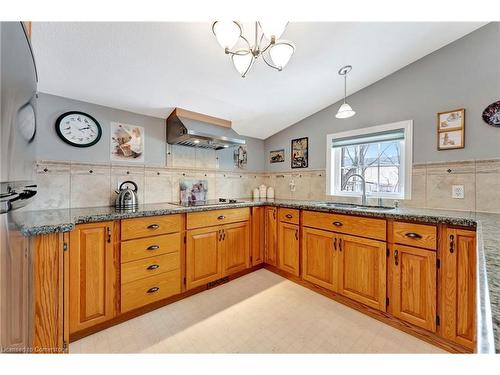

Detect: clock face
[55, 111, 102, 147]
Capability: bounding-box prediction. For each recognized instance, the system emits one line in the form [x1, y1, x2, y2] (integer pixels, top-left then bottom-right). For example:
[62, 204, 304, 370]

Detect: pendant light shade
[269, 41, 295, 70]
[231, 50, 254, 77]
[212, 21, 242, 50]
[258, 21, 288, 40]
[335, 103, 356, 119]
[335, 65, 356, 119]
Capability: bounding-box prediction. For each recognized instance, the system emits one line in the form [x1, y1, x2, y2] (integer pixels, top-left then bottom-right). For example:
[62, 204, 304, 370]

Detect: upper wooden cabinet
[186, 226, 221, 290]
[251, 207, 265, 266]
[264, 207, 278, 266]
[390, 244, 437, 331]
[302, 227, 339, 291]
[278, 221, 300, 276]
[440, 228, 476, 350]
[338, 234, 387, 311]
[69, 221, 117, 334]
[221, 221, 250, 276]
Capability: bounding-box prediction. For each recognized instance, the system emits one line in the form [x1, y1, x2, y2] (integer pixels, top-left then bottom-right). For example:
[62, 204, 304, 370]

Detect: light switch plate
[452, 185, 465, 199]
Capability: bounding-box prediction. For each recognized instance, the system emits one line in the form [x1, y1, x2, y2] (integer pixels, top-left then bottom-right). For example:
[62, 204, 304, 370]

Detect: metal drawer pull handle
[334, 237, 337, 251]
[338, 238, 342, 251]
[405, 232, 422, 239]
[295, 229, 299, 240]
[147, 245, 160, 250]
[147, 224, 160, 230]
[449, 234, 454, 253]
[147, 287, 160, 294]
[394, 249, 399, 266]
[332, 221, 343, 227]
[147, 264, 160, 270]
[285, 214, 293, 219]
[217, 215, 225, 220]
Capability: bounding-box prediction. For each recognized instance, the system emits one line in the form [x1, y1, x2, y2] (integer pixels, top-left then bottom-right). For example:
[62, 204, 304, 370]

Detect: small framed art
[437, 108, 465, 150]
[291, 137, 308, 168]
[270, 149, 285, 163]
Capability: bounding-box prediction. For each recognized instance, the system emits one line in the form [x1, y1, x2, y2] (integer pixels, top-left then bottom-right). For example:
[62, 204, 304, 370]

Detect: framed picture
[291, 137, 308, 168]
[437, 108, 465, 150]
[111, 122, 145, 162]
[270, 149, 285, 163]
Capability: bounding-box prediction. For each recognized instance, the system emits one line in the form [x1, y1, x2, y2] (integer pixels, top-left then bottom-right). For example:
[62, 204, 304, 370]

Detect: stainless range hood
[166, 108, 245, 150]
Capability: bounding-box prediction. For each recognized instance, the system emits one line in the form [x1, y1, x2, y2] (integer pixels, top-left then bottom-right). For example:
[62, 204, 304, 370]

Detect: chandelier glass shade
[212, 21, 295, 78]
[335, 65, 356, 119]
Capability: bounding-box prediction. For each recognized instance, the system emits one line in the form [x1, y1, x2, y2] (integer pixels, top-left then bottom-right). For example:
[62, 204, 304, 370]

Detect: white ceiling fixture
[31, 22, 487, 139]
[212, 21, 295, 77]
[335, 65, 356, 119]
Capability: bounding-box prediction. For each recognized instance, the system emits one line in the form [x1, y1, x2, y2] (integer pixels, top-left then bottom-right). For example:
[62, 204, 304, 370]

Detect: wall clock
[55, 111, 102, 147]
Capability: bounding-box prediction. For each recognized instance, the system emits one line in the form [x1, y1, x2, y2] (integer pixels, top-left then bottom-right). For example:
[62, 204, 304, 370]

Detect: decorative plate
[482, 101, 500, 127]
[55, 111, 102, 147]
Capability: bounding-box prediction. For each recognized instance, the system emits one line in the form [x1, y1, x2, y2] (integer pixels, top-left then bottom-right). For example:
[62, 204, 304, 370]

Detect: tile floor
[70, 269, 445, 353]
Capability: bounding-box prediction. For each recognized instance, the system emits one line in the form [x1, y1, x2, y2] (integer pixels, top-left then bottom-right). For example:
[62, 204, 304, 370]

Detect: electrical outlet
[452, 185, 465, 199]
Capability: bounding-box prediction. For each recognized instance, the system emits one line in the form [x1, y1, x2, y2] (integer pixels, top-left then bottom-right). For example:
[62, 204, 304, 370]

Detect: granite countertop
[8, 199, 499, 353]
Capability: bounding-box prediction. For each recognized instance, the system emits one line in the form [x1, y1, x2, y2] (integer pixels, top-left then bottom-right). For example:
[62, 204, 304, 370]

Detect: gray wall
[35, 93, 265, 171]
[264, 22, 500, 172]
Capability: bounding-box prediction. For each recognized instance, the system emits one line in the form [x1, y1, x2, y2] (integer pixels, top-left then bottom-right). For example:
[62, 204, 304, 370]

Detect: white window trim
[326, 120, 413, 200]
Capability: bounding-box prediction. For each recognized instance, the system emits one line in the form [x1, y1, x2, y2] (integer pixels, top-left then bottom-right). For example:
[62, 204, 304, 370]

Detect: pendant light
[335, 65, 356, 119]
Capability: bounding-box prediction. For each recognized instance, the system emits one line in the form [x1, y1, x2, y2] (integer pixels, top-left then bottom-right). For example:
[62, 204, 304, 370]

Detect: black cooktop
[168, 198, 240, 207]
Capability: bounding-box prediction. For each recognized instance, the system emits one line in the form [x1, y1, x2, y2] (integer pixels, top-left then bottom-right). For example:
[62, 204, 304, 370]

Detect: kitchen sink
[317, 202, 395, 210]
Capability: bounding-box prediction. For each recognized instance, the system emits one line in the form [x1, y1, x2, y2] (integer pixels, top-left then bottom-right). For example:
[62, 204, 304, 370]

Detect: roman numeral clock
[55, 111, 102, 147]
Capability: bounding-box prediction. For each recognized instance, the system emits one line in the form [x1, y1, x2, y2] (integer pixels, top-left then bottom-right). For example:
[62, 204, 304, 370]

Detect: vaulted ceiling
[32, 22, 485, 139]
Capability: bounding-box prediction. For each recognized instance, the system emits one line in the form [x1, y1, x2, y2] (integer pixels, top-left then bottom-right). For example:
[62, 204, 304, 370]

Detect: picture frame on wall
[269, 149, 285, 163]
[437, 108, 465, 150]
[291, 137, 308, 168]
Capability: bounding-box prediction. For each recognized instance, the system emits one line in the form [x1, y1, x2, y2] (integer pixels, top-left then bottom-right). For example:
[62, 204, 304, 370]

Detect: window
[326, 120, 413, 199]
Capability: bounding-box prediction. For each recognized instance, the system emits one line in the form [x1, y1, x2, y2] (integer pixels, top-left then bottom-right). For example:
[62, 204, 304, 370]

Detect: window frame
[326, 120, 413, 200]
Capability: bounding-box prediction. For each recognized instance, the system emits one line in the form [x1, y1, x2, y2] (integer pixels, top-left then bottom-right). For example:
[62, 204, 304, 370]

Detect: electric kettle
[115, 180, 139, 209]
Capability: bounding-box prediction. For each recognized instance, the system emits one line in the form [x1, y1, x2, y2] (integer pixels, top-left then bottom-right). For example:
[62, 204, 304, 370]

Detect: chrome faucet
[344, 173, 367, 206]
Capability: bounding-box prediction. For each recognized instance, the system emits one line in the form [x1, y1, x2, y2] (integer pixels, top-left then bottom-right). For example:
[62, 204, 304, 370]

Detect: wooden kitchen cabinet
[221, 221, 250, 276]
[302, 227, 339, 291]
[186, 226, 221, 290]
[251, 207, 265, 266]
[390, 244, 437, 331]
[338, 234, 386, 311]
[278, 221, 300, 276]
[69, 221, 117, 334]
[439, 228, 476, 350]
[264, 207, 278, 266]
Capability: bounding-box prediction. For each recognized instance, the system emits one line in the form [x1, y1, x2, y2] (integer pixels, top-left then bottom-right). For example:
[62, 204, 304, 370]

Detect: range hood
[167, 108, 245, 150]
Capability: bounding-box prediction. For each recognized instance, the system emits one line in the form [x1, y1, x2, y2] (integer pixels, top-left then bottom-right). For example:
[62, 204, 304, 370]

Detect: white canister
[253, 188, 260, 199]
[267, 186, 275, 199]
[259, 184, 267, 199]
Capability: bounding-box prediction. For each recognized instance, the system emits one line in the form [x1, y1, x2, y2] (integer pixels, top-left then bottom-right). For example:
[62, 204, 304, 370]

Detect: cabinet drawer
[121, 270, 181, 313]
[278, 208, 299, 224]
[121, 252, 180, 284]
[121, 214, 182, 240]
[121, 233, 181, 263]
[187, 208, 250, 229]
[302, 210, 386, 241]
[393, 222, 436, 250]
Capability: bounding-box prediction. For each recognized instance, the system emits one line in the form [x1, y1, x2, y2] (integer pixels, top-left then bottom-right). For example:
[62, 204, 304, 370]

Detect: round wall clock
[482, 101, 500, 127]
[55, 111, 102, 147]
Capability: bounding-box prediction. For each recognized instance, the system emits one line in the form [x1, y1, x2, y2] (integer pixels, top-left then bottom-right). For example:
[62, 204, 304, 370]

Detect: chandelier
[211, 21, 295, 78]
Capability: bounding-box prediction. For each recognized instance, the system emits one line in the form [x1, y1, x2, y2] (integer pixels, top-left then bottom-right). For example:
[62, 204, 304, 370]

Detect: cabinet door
[302, 227, 339, 291]
[186, 226, 221, 290]
[221, 221, 250, 277]
[264, 207, 278, 266]
[338, 234, 386, 311]
[440, 228, 476, 350]
[278, 222, 300, 276]
[251, 207, 265, 266]
[391, 244, 437, 331]
[69, 221, 116, 334]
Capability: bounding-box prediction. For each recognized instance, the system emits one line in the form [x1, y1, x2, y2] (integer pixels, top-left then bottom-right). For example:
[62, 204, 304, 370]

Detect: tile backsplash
[31, 158, 500, 213]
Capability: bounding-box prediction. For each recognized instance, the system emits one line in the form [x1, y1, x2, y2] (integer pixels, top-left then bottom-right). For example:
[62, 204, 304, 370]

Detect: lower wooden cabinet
[278, 221, 300, 276]
[186, 226, 221, 290]
[302, 227, 339, 291]
[69, 221, 117, 334]
[390, 244, 437, 332]
[264, 207, 278, 266]
[338, 234, 387, 311]
[221, 221, 250, 276]
[251, 207, 265, 266]
[440, 228, 476, 350]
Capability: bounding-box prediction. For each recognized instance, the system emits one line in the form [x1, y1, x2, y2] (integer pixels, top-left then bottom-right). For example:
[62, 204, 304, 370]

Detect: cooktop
[168, 198, 241, 207]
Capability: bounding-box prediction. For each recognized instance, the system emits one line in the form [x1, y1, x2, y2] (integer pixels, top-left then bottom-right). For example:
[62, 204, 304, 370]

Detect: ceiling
[31, 22, 486, 139]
